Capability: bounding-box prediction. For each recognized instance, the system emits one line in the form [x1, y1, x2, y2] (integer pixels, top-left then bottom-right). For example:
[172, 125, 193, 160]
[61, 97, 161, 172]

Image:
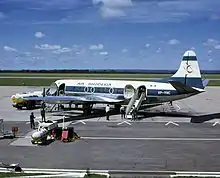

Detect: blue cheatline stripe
[182, 56, 197, 61]
[153, 77, 204, 89]
[65, 85, 180, 96]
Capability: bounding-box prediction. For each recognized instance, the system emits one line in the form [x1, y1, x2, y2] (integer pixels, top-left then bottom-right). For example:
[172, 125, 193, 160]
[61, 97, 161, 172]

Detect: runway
[0, 86, 220, 172]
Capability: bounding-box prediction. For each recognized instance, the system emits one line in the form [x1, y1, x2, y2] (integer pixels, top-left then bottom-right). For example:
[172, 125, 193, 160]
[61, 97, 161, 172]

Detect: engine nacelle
[124, 84, 136, 99]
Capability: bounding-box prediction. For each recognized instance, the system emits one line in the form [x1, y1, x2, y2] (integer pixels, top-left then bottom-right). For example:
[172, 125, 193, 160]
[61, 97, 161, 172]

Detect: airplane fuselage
[51, 79, 196, 105]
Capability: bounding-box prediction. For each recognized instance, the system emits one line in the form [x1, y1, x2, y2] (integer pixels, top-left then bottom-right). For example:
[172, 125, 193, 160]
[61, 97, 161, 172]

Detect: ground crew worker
[40, 109, 46, 122]
[120, 106, 125, 119]
[30, 112, 35, 129]
[105, 104, 110, 121]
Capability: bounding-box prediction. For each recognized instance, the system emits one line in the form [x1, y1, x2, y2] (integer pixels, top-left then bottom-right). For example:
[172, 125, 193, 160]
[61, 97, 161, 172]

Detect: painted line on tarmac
[20, 136, 220, 141]
[80, 136, 220, 141]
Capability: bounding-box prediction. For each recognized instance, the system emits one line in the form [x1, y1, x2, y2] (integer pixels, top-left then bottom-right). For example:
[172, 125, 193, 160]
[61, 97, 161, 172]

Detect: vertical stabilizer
[170, 50, 204, 89]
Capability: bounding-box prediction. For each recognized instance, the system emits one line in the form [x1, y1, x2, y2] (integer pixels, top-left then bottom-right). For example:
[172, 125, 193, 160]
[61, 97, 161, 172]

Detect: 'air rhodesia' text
[77, 82, 111, 87]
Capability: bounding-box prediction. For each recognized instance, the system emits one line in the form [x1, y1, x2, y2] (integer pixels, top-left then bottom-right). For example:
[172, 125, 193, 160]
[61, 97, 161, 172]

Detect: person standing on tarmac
[40, 109, 46, 122]
[30, 112, 35, 129]
[105, 104, 110, 121]
[120, 105, 125, 119]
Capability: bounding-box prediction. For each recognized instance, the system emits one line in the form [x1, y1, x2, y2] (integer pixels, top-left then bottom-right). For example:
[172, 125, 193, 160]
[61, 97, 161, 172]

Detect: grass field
[0, 172, 106, 177]
[0, 72, 220, 79]
[0, 77, 219, 86]
[0, 172, 48, 177]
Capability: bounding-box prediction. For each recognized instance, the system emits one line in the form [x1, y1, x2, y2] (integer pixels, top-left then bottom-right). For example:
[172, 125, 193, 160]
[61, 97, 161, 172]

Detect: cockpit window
[46, 82, 58, 96]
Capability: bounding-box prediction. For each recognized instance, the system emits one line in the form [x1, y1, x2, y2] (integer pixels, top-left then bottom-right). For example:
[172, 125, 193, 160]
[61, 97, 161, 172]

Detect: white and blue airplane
[24, 50, 209, 117]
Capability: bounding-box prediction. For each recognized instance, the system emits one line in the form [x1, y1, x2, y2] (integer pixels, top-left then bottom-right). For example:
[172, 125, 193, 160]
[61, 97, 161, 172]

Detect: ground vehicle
[11, 91, 43, 110]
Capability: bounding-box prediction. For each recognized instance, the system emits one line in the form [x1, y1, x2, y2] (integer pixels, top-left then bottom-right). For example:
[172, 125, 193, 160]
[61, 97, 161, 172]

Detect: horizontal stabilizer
[168, 80, 202, 94]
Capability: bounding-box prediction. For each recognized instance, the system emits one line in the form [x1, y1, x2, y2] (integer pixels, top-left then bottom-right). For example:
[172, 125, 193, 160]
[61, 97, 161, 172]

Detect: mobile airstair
[125, 88, 147, 119]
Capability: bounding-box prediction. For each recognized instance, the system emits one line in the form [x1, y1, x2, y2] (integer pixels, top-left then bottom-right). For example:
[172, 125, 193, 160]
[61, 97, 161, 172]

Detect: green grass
[0, 77, 219, 86]
[0, 172, 48, 177]
[84, 173, 108, 178]
[0, 72, 220, 79]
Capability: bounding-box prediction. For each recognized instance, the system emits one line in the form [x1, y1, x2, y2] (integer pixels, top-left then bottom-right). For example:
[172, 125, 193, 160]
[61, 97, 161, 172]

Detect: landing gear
[82, 104, 93, 116]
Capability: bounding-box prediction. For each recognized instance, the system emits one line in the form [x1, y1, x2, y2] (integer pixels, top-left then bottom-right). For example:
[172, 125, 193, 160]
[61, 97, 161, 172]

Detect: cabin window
[109, 88, 114, 94]
[90, 87, 95, 93]
[84, 87, 89, 92]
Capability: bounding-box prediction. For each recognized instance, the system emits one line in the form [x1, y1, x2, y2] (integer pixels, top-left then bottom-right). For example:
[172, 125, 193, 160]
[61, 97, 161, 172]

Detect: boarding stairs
[45, 103, 59, 112]
[125, 89, 146, 119]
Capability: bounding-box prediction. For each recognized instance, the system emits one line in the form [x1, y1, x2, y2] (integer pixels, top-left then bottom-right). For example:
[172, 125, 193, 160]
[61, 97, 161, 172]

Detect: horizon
[0, 0, 220, 70]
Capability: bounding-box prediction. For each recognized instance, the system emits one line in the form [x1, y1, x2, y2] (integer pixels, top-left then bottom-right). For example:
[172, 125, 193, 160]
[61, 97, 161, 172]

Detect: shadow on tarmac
[51, 108, 220, 124]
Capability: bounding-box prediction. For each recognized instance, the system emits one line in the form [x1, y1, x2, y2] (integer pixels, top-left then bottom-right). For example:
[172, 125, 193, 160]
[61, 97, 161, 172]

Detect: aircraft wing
[23, 95, 123, 103]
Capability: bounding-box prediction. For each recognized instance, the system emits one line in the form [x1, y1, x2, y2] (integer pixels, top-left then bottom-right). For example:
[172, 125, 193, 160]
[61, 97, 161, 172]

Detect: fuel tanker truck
[11, 91, 43, 110]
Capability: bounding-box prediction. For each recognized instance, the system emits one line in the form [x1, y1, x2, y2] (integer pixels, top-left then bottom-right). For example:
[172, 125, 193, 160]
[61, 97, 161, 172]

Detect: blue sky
[0, 0, 220, 70]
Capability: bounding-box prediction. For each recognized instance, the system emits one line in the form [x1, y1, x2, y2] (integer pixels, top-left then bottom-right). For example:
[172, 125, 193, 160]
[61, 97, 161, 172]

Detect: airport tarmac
[0, 86, 220, 172]
[1, 121, 220, 171]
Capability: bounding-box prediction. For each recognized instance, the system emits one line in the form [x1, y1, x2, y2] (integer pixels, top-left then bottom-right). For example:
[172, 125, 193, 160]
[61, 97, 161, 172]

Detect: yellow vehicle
[11, 91, 43, 110]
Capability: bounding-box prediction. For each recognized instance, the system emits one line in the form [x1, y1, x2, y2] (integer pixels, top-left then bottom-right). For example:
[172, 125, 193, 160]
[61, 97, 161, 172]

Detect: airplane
[23, 50, 209, 118]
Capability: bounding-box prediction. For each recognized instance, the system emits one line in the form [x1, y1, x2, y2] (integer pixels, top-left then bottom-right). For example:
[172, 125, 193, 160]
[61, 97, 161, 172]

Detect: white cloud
[100, 51, 108, 55]
[208, 50, 212, 54]
[209, 58, 213, 62]
[52, 47, 71, 54]
[215, 45, 220, 49]
[92, 0, 132, 8]
[168, 39, 180, 45]
[203, 38, 219, 46]
[93, 0, 132, 18]
[3, 46, 18, 52]
[89, 44, 104, 50]
[145, 43, 150, 48]
[156, 48, 161, 53]
[101, 7, 125, 18]
[35, 44, 61, 50]
[203, 39, 220, 50]
[122, 48, 128, 53]
[35, 32, 45, 39]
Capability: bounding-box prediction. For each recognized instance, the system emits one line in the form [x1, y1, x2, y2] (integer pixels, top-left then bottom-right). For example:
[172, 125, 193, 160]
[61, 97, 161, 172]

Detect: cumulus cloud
[101, 7, 125, 18]
[35, 32, 45, 39]
[93, 0, 132, 18]
[203, 38, 219, 46]
[156, 48, 161, 53]
[3, 46, 18, 52]
[122, 48, 128, 53]
[35, 44, 61, 50]
[203, 38, 220, 49]
[168, 39, 180, 45]
[52, 47, 71, 54]
[89, 44, 104, 50]
[145, 43, 150, 48]
[100, 51, 108, 55]
[215, 45, 220, 49]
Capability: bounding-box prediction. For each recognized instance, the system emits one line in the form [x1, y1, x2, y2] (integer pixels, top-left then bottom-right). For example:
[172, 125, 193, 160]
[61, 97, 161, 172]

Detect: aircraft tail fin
[170, 50, 205, 89]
